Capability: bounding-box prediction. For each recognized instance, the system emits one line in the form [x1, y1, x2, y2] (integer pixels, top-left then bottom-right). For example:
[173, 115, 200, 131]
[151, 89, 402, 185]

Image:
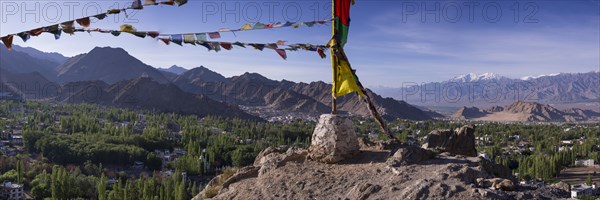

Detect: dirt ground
[558, 167, 600, 185]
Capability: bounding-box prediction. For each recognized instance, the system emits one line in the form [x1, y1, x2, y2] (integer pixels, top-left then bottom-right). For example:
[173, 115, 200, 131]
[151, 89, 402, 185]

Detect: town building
[575, 159, 596, 167]
[1, 181, 24, 200]
[571, 183, 598, 198]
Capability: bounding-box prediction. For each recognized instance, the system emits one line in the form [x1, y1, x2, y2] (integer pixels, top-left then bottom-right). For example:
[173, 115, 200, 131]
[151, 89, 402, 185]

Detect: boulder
[254, 147, 309, 177]
[551, 181, 570, 193]
[422, 125, 477, 157]
[308, 114, 360, 163]
[494, 179, 515, 191]
[386, 146, 435, 167]
[479, 159, 515, 181]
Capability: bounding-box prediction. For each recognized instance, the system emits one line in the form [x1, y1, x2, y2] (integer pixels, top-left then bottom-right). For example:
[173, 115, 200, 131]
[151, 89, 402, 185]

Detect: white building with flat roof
[1, 181, 24, 200]
[571, 183, 597, 198]
[575, 159, 596, 167]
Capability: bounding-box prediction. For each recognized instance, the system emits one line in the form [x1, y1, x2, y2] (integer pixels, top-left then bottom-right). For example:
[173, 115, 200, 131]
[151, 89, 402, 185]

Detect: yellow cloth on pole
[330, 38, 363, 97]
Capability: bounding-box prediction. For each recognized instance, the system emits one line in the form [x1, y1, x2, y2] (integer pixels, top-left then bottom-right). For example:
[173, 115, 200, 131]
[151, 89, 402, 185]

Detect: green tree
[98, 174, 107, 200]
[586, 173, 593, 185]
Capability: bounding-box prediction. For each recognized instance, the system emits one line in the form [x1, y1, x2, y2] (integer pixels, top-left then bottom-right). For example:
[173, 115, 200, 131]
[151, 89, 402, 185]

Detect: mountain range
[372, 72, 600, 111]
[2, 46, 598, 122]
[450, 101, 600, 122]
[1, 46, 433, 121]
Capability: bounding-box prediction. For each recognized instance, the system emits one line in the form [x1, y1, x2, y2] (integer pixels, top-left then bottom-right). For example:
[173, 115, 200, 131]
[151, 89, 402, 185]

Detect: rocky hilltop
[193, 124, 569, 200]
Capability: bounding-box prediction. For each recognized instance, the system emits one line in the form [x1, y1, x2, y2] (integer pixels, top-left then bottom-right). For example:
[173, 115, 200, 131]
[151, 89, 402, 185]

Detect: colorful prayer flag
[131, 32, 147, 38]
[47, 25, 61, 40]
[1, 35, 14, 50]
[183, 34, 195, 45]
[318, 47, 326, 59]
[147, 31, 160, 38]
[208, 32, 220, 39]
[120, 24, 137, 33]
[107, 9, 121, 14]
[241, 23, 253, 30]
[76, 17, 91, 27]
[275, 49, 287, 60]
[195, 33, 207, 41]
[17, 32, 30, 42]
[334, 0, 354, 47]
[160, 0, 175, 6]
[170, 34, 183, 46]
[249, 43, 265, 51]
[94, 13, 107, 20]
[197, 41, 212, 51]
[132, 0, 143, 9]
[144, 0, 157, 6]
[220, 42, 232, 50]
[331, 42, 362, 97]
[29, 28, 44, 36]
[233, 42, 246, 48]
[253, 22, 265, 29]
[175, 0, 188, 6]
[159, 37, 170, 45]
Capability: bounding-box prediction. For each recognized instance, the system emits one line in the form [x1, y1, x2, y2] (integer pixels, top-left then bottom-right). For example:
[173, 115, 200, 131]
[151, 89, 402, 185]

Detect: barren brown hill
[451, 101, 599, 122]
[450, 107, 488, 120]
[62, 77, 261, 120]
[55, 47, 170, 84]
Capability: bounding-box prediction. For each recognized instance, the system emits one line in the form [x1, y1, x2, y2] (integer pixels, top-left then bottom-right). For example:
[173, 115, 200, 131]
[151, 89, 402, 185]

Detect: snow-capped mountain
[520, 73, 561, 80]
[449, 73, 504, 82]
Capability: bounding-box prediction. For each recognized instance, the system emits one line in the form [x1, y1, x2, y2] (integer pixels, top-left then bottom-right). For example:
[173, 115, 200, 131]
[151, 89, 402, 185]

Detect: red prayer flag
[1, 35, 14, 50]
[275, 49, 287, 60]
[220, 42, 233, 50]
[76, 17, 91, 27]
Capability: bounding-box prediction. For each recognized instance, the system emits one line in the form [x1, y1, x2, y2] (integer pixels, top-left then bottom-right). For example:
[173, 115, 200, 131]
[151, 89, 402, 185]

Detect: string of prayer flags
[1, 18, 331, 49]
[1, 0, 190, 47]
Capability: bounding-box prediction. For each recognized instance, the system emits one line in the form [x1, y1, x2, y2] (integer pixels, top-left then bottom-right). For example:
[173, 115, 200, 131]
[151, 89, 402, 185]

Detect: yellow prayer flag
[241, 23, 253, 30]
[331, 38, 363, 97]
[120, 24, 136, 33]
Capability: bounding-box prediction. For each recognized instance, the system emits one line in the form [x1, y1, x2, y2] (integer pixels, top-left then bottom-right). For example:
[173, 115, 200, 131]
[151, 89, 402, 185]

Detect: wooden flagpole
[331, 0, 338, 114]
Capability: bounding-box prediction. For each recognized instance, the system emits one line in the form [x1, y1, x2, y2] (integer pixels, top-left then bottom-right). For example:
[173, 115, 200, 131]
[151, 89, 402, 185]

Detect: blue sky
[0, 0, 599, 87]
